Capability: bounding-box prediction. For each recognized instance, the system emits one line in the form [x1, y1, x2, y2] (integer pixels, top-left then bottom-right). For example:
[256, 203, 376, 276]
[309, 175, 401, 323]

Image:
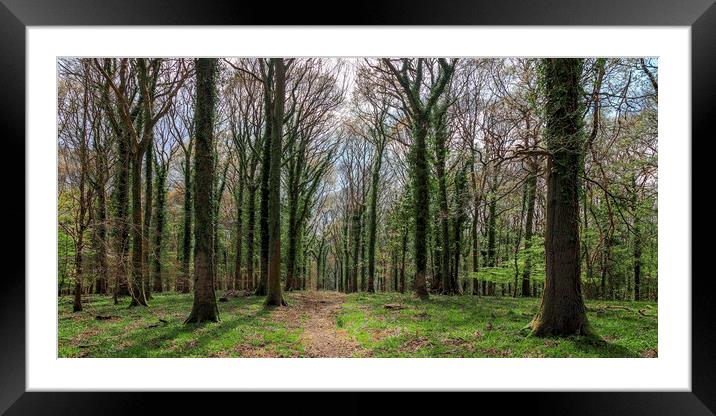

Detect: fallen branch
[605, 305, 633, 312]
[147, 319, 170, 329]
[95, 315, 119, 321]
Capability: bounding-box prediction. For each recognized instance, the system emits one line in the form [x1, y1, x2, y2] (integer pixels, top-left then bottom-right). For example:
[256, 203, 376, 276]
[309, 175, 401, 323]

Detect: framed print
[2, 0, 713, 413]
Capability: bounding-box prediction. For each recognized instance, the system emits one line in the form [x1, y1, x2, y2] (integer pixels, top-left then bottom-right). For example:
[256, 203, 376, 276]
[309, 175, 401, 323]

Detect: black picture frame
[2, 0, 712, 414]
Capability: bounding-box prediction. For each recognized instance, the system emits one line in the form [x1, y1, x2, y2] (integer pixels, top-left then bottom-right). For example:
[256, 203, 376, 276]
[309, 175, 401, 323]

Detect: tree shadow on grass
[112, 316, 254, 357]
[567, 336, 639, 358]
[105, 297, 274, 357]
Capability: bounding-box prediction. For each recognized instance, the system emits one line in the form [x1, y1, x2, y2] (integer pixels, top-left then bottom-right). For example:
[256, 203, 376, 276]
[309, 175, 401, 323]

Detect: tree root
[264, 297, 288, 307]
[184, 314, 219, 324]
[525, 318, 603, 342]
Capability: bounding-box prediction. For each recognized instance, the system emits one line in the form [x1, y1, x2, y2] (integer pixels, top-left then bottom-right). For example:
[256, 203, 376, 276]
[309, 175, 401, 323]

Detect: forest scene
[58, 57, 658, 358]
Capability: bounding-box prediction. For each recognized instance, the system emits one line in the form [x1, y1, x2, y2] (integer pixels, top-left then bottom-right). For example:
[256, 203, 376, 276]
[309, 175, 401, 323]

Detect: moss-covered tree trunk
[412, 117, 430, 300]
[601, 230, 614, 299]
[632, 178, 642, 301]
[285, 189, 299, 291]
[633, 227, 642, 300]
[433, 104, 453, 294]
[342, 211, 350, 293]
[391, 249, 398, 292]
[451, 163, 468, 293]
[142, 143, 153, 300]
[90, 96, 109, 296]
[212, 161, 229, 290]
[112, 131, 131, 302]
[430, 226, 440, 291]
[399, 224, 408, 293]
[521, 166, 537, 297]
[486, 193, 497, 269]
[152, 162, 167, 293]
[530, 58, 592, 337]
[366, 141, 384, 293]
[350, 208, 362, 293]
[185, 58, 220, 323]
[380, 58, 455, 300]
[73, 246, 84, 312]
[73, 101, 90, 311]
[233, 177, 244, 290]
[245, 185, 256, 290]
[180, 152, 192, 294]
[99, 59, 131, 303]
[129, 152, 148, 307]
[470, 163, 481, 296]
[256, 62, 273, 297]
[360, 215, 367, 291]
[93, 174, 109, 295]
[265, 57, 287, 306]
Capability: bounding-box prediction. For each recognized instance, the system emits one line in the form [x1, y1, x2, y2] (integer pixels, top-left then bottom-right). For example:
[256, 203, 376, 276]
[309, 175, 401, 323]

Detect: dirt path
[271, 291, 362, 357]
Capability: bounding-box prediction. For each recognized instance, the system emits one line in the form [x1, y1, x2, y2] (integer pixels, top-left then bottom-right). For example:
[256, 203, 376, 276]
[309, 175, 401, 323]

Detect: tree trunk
[431, 230, 441, 292]
[285, 191, 299, 291]
[366, 143, 384, 293]
[601, 232, 613, 299]
[521, 169, 537, 297]
[180, 152, 192, 294]
[451, 164, 468, 295]
[343, 213, 350, 292]
[93, 180, 108, 294]
[129, 153, 148, 307]
[435, 120, 452, 294]
[360, 214, 366, 291]
[152, 164, 167, 293]
[256, 70, 272, 297]
[412, 117, 430, 299]
[112, 131, 131, 302]
[73, 122, 87, 311]
[471, 172, 481, 296]
[486, 193, 497, 269]
[265, 58, 287, 306]
[582, 185, 595, 299]
[186, 58, 220, 323]
[73, 246, 83, 312]
[246, 184, 256, 291]
[142, 143, 153, 300]
[212, 162, 229, 290]
[400, 224, 408, 293]
[350, 209, 362, 293]
[530, 58, 592, 337]
[392, 249, 398, 292]
[632, 186, 642, 301]
[234, 177, 244, 290]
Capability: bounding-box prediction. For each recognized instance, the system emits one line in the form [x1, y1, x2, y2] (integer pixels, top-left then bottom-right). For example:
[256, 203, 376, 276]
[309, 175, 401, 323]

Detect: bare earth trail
[270, 291, 363, 358]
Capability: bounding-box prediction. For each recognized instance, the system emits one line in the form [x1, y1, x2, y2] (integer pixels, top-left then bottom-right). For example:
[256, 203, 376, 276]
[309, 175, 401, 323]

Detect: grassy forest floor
[58, 291, 657, 358]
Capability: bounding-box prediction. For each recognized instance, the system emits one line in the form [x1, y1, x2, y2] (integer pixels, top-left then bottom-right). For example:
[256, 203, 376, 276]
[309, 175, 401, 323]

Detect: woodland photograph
[57, 57, 658, 358]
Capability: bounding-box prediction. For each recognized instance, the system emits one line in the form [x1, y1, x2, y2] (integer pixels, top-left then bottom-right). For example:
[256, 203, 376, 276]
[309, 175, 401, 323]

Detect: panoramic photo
[57, 57, 657, 358]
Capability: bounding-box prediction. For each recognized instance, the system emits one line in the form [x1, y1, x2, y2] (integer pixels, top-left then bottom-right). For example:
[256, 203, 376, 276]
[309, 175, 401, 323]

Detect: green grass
[58, 291, 657, 358]
[58, 293, 304, 358]
[337, 293, 658, 358]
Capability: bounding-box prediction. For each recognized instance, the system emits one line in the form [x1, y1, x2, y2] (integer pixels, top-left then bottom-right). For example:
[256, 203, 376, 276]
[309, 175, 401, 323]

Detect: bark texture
[265, 58, 287, 306]
[185, 58, 220, 323]
[530, 58, 592, 337]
